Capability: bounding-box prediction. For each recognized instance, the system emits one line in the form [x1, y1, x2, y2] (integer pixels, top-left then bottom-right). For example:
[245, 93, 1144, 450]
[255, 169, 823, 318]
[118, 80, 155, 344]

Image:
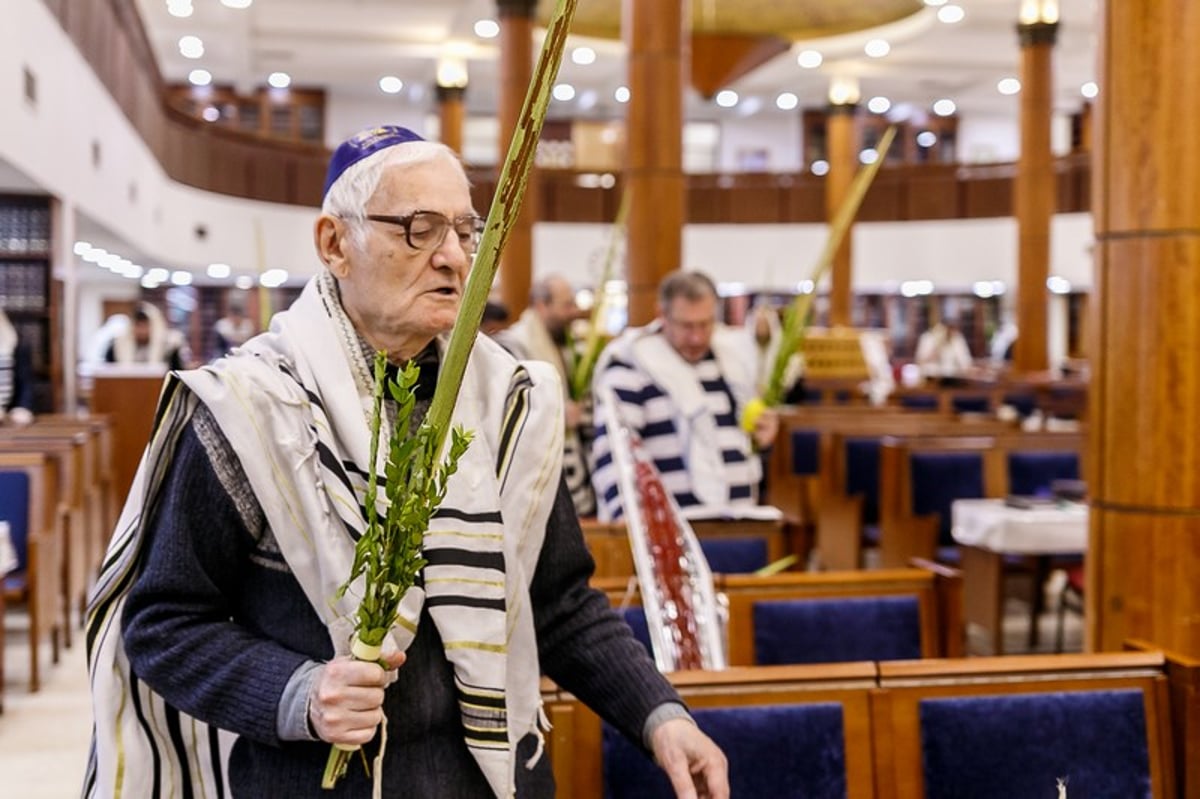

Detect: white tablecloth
[951, 498, 1088, 554]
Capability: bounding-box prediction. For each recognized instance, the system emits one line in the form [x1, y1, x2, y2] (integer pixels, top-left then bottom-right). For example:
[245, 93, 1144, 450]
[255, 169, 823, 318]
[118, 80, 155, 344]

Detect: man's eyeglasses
[366, 210, 485, 254]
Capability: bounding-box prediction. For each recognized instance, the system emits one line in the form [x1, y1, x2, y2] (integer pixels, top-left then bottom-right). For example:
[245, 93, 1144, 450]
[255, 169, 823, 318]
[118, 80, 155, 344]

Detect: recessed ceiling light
[938, 5, 965, 23]
[220, 0, 252, 8]
[268, 72, 291, 89]
[207, 263, 231, 279]
[614, 86, 630, 103]
[473, 19, 499, 39]
[923, 0, 948, 5]
[167, 0, 194, 18]
[997, 77, 1021, 95]
[860, 149, 879, 165]
[797, 50, 823, 69]
[552, 83, 576, 102]
[235, 275, 254, 290]
[864, 39, 890, 58]
[178, 35, 204, 59]
[933, 98, 957, 116]
[571, 47, 596, 66]
[917, 130, 938, 147]
[1081, 81, 1099, 99]
[188, 69, 212, 87]
[260, 268, 289, 287]
[776, 92, 798, 111]
[867, 96, 891, 114]
[170, 270, 194, 286]
[810, 160, 830, 176]
[201, 106, 219, 122]
[715, 89, 739, 108]
[379, 76, 403, 94]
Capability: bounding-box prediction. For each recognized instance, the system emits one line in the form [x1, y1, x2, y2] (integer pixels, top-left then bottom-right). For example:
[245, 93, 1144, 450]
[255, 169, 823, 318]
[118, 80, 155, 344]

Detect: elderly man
[496, 274, 595, 516]
[591, 271, 779, 520]
[86, 128, 726, 798]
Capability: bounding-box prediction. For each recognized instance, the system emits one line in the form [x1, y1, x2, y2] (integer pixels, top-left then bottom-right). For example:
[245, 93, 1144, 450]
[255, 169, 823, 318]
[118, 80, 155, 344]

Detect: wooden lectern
[89, 368, 166, 508]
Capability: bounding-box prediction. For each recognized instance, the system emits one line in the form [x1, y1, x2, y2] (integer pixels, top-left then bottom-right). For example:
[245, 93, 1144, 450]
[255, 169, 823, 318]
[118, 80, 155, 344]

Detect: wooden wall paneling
[857, 171, 904, 222]
[901, 165, 959, 219]
[962, 175, 1014, 218]
[784, 178, 825, 223]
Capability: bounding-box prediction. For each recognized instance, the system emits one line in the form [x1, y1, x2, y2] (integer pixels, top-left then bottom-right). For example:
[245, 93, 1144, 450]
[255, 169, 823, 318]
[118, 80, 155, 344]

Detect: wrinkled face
[661, 294, 717, 364]
[539, 279, 578, 340]
[326, 157, 474, 356]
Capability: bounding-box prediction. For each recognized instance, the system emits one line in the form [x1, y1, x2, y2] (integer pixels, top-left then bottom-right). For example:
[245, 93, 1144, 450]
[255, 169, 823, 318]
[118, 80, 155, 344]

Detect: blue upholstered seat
[0, 470, 32, 592]
[1007, 451, 1079, 497]
[951, 394, 990, 414]
[753, 595, 922, 665]
[790, 429, 820, 476]
[620, 606, 653, 656]
[910, 452, 984, 547]
[699, 537, 768, 574]
[603, 702, 848, 799]
[1002, 392, 1037, 417]
[900, 393, 939, 411]
[844, 437, 881, 526]
[919, 689, 1152, 799]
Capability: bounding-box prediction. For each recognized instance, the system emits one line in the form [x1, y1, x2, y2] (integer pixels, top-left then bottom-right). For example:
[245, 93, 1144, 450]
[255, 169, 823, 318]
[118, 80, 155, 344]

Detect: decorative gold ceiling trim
[537, 0, 924, 41]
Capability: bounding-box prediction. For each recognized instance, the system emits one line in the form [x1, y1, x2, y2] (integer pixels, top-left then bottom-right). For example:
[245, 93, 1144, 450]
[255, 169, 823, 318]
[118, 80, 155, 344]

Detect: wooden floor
[0, 578, 1085, 797]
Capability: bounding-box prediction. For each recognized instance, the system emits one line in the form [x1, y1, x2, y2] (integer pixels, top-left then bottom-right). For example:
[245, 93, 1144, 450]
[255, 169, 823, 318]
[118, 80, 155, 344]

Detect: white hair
[321, 140, 466, 252]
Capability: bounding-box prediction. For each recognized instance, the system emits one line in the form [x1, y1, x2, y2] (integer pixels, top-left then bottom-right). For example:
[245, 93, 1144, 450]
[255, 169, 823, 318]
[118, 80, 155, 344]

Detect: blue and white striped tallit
[84, 273, 563, 799]
[590, 321, 760, 521]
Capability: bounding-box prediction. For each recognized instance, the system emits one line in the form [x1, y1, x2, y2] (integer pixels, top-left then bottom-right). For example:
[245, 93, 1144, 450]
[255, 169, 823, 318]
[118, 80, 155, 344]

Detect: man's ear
[315, 215, 351, 278]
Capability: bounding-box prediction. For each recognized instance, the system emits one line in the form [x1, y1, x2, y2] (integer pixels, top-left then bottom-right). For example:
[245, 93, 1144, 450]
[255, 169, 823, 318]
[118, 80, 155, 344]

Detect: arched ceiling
[539, 0, 924, 40]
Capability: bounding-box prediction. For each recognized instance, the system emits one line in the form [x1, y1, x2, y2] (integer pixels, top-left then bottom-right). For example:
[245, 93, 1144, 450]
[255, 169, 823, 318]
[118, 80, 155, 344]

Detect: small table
[951, 498, 1088, 654]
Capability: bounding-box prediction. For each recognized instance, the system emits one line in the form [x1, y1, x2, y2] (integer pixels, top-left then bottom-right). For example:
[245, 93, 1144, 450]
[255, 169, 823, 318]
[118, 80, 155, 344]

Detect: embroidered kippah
[322, 125, 425, 198]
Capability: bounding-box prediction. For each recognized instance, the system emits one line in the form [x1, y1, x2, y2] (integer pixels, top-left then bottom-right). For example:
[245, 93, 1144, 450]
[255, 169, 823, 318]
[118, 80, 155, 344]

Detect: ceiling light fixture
[797, 50, 823, 69]
[864, 39, 890, 58]
[614, 86, 630, 103]
[916, 130, 938, 147]
[776, 92, 798, 110]
[932, 98, 956, 116]
[1081, 81, 1099, 99]
[166, 0, 194, 19]
[867, 96, 891, 114]
[473, 19, 499, 39]
[571, 47, 596, 65]
[1019, 0, 1059, 25]
[379, 76, 403, 94]
[715, 89, 739, 108]
[937, 5, 965, 23]
[997, 77, 1021, 95]
[810, 160, 829, 176]
[188, 69, 212, 87]
[267, 72, 291, 89]
[552, 83, 576, 101]
[178, 35, 204, 59]
[220, 0, 253, 8]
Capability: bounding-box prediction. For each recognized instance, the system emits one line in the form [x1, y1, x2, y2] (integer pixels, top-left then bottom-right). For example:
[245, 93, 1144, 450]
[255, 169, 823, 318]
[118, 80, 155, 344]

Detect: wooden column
[497, 0, 538, 317]
[1090, 0, 1200, 656]
[1013, 21, 1057, 373]
[826, 102, 859, 327]
[436, 84, 466, 156]
[624, 0, 686, 325]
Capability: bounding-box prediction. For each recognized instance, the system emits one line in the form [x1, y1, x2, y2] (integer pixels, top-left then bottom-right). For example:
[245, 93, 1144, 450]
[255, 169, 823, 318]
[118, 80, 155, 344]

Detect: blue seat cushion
[753, 595, 922, 665]
[700, 537, 768, 574]
[0, 470, 32, 571]
[620, 607, 653, 657]
[901, 394, 939, 411]
[790, 429, 820, 476]
[911, 452, 984, 546]
[1002, 392, 1037, 417]
[919, 689, 1151, 799]
[1008, 451, 1079, 497]
[603, 702, 847, 799]
[845, 437, 881, 525]
[951, 395, 990, 414]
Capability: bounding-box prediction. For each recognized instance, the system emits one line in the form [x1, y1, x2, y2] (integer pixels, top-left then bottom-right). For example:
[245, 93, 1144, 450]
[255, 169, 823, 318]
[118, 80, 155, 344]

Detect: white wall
[716, 112, 803, 173]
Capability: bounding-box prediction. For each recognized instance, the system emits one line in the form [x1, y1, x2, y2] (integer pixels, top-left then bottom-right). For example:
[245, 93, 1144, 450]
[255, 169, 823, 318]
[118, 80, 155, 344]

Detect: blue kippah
[322, 125, 425, 198]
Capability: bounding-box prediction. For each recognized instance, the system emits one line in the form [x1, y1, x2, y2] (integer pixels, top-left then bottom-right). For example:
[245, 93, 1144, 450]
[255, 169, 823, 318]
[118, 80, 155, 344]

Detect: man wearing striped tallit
[494, 274, 596, 518]
[85, 127, 727, 799]
[590, 271, 780, 521]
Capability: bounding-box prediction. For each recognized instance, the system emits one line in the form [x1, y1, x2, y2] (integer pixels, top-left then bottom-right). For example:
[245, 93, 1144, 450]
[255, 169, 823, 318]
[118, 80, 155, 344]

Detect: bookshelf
[0, 195, 55, 411]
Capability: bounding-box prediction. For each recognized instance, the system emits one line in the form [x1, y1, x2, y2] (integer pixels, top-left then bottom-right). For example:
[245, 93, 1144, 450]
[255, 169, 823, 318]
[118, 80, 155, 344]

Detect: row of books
[0, 261, 48, 311]
[0, 205, 51, 254]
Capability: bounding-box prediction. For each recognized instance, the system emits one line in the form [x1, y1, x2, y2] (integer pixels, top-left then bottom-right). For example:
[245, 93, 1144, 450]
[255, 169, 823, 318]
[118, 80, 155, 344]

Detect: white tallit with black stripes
[84, 273, 564, 799]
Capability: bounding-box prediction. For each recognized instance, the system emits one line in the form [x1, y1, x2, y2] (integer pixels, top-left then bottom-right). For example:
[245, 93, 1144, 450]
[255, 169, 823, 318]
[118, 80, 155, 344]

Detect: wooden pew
[580, 517, 787, 580]
[543, 662, 878, 799]
[876, 431, 1084, 568]
[871, 652, 1175, 799]
[770, 406, 1017, 570]
[593, 564, 965, 664]
[0, 432, 90, 641]
[1127, 639, 1200, 799]
[0, 451, 63, 692]
[36, 414, 117, 577]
